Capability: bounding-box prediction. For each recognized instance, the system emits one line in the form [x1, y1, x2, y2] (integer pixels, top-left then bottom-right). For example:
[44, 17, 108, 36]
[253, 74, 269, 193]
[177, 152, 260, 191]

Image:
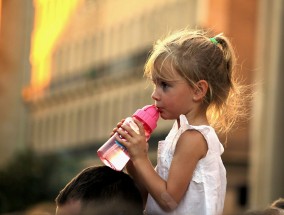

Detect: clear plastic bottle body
[97, 117, 151, 171]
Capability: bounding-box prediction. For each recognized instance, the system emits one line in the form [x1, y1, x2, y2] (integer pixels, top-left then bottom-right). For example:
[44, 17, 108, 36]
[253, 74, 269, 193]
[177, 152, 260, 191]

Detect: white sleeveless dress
[145, 115, 226, 215]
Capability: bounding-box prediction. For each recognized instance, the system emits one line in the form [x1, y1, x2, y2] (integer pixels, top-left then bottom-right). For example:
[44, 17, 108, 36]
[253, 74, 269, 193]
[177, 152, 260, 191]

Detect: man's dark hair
[55, 165, 143, 215]
[271, 198, 284, 210]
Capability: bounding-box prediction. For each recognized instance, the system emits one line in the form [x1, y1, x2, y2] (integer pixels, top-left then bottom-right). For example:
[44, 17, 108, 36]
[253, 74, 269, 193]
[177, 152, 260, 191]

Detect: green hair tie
[210, 37, 218, 45]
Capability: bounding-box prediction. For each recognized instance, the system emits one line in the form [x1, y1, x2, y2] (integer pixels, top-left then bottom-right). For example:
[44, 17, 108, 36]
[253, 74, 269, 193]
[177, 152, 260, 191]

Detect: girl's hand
[116, 118, 149, 161]
[109, 119, 125, 137]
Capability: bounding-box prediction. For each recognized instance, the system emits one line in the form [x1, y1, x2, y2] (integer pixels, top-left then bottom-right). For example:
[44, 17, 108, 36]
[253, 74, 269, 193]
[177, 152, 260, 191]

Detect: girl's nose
[151, 89, 160, 101]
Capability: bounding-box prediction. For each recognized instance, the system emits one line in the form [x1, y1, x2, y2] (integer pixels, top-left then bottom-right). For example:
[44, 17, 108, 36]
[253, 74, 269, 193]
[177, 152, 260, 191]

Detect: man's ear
[193, 80, 208, 101]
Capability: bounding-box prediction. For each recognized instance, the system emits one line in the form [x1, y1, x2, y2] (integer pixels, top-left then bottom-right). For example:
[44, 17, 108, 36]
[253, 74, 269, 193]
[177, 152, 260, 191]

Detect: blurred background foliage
[0, 149, 81, 213]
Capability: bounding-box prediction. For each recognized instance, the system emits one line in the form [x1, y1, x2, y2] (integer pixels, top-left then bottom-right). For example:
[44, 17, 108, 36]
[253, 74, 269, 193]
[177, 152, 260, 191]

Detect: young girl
[114, 29, 247, 215]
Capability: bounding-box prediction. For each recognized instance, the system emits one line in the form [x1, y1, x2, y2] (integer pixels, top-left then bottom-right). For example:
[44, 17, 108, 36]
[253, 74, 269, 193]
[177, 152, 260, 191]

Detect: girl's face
[151, 62, 195, 120]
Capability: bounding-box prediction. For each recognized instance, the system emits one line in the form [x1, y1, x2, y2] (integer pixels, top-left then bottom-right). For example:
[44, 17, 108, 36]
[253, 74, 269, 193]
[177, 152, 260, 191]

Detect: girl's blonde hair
[144, 29, 250, 135]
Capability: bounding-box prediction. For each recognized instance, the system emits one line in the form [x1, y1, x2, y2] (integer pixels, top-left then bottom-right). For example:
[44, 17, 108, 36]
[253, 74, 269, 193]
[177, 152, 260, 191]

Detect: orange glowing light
[23, 0, 82, 100]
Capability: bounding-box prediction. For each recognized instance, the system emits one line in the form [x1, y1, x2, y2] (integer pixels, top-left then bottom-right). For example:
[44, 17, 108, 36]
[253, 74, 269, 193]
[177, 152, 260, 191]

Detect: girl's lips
[156, 107, 163, 113]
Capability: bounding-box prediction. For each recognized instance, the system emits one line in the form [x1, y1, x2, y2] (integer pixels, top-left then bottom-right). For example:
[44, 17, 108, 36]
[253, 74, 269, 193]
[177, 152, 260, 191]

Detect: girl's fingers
[121, 123, 137, 137]
[116, 127, 129, 139]
[116, 129, 130, 147]
[117, 121, 124, 127]
[133, 118, 146, 137]
[110, 119, 125, 137]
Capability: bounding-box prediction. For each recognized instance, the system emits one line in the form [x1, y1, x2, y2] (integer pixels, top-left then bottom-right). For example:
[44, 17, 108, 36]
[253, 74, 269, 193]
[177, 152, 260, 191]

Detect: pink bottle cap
[133, 105, 159, 132]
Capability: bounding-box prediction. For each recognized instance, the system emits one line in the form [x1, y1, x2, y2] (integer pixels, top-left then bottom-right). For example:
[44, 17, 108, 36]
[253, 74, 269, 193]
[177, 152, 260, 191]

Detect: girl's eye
[160, 81, 170, 90]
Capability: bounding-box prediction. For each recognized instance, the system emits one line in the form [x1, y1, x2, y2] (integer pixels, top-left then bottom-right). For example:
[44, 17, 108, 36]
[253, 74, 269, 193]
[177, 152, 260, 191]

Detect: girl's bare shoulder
[175, 129, 208, 159]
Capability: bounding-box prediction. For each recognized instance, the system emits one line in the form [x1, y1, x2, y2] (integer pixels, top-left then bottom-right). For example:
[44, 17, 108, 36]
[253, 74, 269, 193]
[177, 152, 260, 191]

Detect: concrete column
[0, 0, 33, 166]
[249, 0, 284, 209]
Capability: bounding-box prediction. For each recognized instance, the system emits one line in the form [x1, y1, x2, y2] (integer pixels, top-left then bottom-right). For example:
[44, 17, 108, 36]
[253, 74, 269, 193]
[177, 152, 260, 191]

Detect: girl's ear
[193, 80, 208, 101]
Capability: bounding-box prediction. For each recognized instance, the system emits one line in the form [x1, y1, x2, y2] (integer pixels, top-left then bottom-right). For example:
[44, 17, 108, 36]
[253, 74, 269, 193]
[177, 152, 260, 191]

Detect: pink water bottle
[97, 105, 159, 171]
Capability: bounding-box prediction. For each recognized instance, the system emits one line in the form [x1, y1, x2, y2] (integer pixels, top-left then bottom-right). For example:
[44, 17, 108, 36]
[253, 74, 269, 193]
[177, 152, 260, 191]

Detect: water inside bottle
[97, 134, 130, 171]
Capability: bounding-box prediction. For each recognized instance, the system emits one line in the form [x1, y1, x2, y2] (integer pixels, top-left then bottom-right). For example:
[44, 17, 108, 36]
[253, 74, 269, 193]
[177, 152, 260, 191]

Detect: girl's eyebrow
[153, 77, 185, 83]
[151, 77, 169, 83]
[151, 78, 186, 86]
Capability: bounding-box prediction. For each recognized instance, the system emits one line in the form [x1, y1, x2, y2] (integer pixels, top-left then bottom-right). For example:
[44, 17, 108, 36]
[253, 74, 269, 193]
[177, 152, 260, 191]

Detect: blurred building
[0, 0, 283, 214]
[24, 0, 198, 154]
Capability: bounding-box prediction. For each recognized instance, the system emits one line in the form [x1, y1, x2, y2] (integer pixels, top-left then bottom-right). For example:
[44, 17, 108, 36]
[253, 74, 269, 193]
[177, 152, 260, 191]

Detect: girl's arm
[116, 119, 208, 212]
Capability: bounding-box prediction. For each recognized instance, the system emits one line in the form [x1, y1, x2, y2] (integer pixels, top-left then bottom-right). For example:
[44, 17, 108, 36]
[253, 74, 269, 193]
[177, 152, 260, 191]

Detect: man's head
[55, 165, 143, 215]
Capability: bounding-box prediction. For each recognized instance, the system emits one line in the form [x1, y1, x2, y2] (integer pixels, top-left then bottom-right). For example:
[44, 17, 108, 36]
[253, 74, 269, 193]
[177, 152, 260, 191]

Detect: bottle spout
[133, 105, 159, 132]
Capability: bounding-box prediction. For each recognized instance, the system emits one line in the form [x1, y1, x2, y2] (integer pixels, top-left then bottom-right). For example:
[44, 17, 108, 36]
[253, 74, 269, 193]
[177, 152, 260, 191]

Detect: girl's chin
[161, 111, 183, 120]
[160, 116, 167, 120]
[160, 113, 175, 120]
